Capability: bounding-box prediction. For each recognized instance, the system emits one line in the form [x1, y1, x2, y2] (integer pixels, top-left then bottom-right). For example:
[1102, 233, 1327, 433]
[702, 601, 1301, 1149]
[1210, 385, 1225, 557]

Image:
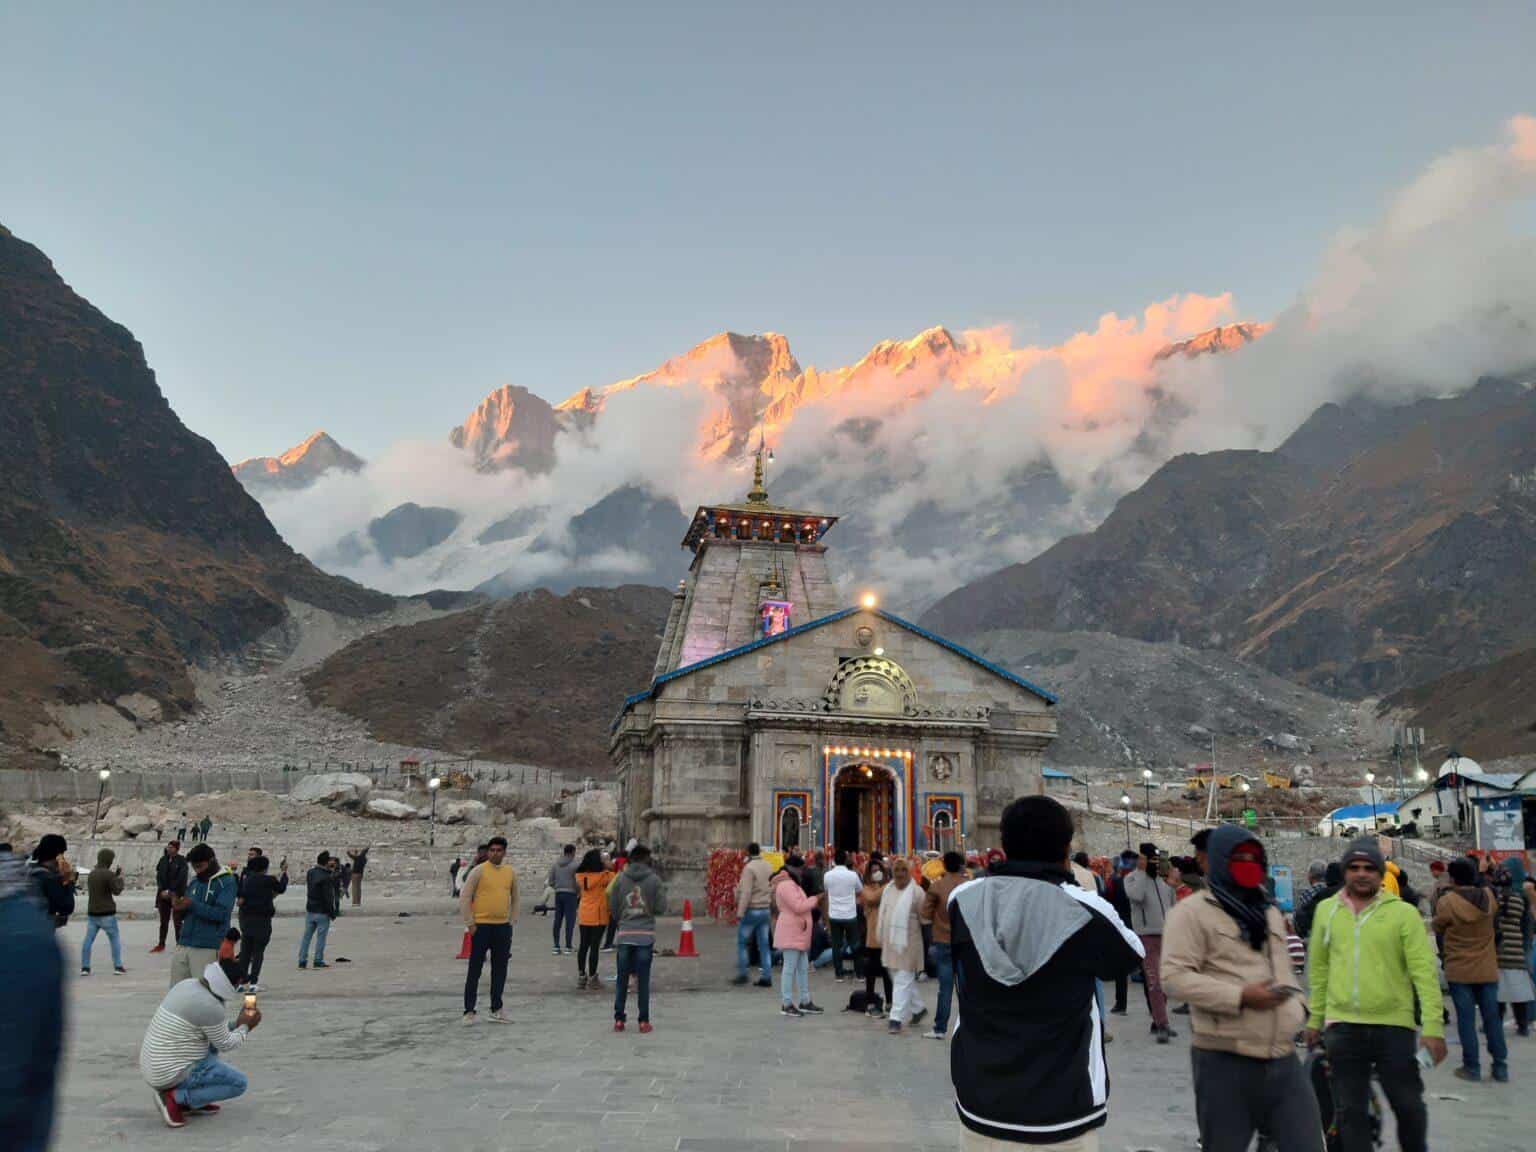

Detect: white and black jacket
[949, 859, 1144, 1144]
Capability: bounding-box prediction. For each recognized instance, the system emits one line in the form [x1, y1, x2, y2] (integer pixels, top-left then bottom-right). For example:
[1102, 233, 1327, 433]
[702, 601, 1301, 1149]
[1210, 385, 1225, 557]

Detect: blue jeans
[737, 908, 771, 980]
[553, 890, 577, 949]
[614, 942, 653, 1023]
[1448, 981, 1506, 1073]
[173, 1049, 248, 1109]
[780, 948, 809, 1005]
[298, 912, 330, 965]
[929, 941, 954, 1032]
[81, 915, 122, 970]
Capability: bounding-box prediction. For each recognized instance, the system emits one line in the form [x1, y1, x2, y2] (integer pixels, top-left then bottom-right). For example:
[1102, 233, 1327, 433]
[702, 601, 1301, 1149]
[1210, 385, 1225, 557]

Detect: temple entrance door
[832, 763, 896, 854]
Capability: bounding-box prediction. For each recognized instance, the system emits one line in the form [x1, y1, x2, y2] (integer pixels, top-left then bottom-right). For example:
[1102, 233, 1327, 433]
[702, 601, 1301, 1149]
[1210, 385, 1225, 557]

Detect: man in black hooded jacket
[949, 796, 1143, 1148]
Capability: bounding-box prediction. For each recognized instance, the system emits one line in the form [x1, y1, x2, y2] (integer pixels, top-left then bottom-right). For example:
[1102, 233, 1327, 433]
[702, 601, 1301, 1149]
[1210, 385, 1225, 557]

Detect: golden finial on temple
[746, 429, 770, 504]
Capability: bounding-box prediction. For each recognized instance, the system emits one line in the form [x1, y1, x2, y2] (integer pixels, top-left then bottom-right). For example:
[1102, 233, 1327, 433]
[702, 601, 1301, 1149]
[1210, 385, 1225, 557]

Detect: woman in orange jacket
[575, 849, 613, 990]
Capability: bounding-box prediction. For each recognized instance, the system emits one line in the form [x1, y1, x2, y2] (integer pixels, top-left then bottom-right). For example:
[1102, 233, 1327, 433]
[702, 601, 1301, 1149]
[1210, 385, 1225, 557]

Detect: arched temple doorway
[831, 762, 898, 854]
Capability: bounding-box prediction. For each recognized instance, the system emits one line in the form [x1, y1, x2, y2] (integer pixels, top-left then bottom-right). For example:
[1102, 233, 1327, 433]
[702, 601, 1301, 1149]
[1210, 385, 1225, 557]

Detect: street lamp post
[91, 768, 111, 839]
[1365, 771, 1378, 828]
[428, 776, 441, 847]
[1142, 768, 1154, 823]
[1120, 791, 1132, 849]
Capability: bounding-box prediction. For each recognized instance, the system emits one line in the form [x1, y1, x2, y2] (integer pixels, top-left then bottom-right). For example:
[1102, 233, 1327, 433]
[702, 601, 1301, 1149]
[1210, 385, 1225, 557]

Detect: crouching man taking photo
[139, 957, 261, 1128]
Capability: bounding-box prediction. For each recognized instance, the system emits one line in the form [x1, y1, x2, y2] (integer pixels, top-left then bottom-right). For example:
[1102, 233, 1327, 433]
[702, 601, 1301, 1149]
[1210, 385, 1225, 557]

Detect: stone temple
[610, 445, 1058, 896]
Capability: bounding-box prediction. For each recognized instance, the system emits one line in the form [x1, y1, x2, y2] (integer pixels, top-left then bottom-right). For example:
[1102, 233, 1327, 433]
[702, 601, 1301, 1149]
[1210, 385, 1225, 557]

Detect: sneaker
[187, 1103, 221, 1115]
[614, 1020, 626, 1032]
[780, 1003, 804, 1017]
[148, 944, 166, 954]
[588, 976, 604, 990]
[866, 1004, 882, 1017]
[754, 977, 773, 988]
[799, 1001, 825, 1014]
[313, 962, 330, 969]
[298, 962, 308, 970]
[114, 966, 127, 975]
[80, 968, 89, 976]
[601, 945, 615, 953]
[488, 1010, 510, 1024]
[1156, 1027, 1171, 1045]
[638, 1021, 653, 1034]
[1493, 1063, 1509, 1083]
[1454, 1066, 1481, 1082]
[153, 1087, 186, 1128]
[553, 946, 563, 955]
[888, 1020, 902, 1035]
[731, 975, 749, 986]
[834, 974, 847, 982]
[1110, 1005, 1127, 1016]
[923, 1028, 946, 1040]
[910, 1006, 928, 1026]
[462, 1012, 478, 1026]
[577, 974, 588, 990]
[244, 982, 260, 993]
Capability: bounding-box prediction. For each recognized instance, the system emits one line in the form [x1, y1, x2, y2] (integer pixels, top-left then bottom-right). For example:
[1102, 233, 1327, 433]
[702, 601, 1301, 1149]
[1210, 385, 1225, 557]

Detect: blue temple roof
[610, 605, 1057, 732]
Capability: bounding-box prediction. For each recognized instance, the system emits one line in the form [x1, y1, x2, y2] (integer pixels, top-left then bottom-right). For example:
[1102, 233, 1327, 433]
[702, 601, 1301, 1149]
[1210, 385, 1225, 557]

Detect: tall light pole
[1237, 778, 1251, 828]
[1120, 791, 1132, 850]
[1365, 771, 1378, 827]
[428, 776, 441, 847]
[91, 768, 111, 839]
[1142, 768, 1154, 824]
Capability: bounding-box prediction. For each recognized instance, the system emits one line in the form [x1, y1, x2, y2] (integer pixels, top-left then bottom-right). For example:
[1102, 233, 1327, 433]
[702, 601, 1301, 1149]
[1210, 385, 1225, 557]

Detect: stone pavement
[53, 903, 1530, 1151]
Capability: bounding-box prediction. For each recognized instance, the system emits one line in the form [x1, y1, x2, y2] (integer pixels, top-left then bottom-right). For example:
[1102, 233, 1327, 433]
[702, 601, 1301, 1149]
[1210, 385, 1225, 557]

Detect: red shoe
[188, 1103, 221, 1115]
[613, 1020, 625, 1032]
[152, 1087, 185, 1128]
[148, 944, 166, 954]
[638, 1022, 653, 1034]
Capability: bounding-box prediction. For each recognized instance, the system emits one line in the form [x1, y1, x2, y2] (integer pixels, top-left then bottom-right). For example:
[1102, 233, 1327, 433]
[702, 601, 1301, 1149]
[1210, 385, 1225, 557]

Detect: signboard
[760, 600, 792, 638]
[1269, 865, 1295, 913]
[1476, 795, 1525, 851]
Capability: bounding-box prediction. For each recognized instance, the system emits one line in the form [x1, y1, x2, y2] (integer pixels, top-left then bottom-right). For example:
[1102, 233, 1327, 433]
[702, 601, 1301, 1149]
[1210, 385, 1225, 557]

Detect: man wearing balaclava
[1162, 825, 1321, 1152]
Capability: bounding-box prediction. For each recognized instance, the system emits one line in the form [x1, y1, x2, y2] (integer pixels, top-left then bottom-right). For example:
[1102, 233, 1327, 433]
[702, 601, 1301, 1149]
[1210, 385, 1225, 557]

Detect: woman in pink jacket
[771, 856, 823, 1018]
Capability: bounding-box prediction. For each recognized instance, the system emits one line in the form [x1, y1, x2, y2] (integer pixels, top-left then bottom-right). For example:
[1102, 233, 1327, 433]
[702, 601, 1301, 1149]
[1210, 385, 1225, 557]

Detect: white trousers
[890, 967, 926, 1023]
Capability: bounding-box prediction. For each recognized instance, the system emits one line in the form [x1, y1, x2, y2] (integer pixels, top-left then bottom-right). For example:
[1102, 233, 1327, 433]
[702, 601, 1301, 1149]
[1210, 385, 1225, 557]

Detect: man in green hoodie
[1304, 838, 1445, 1152]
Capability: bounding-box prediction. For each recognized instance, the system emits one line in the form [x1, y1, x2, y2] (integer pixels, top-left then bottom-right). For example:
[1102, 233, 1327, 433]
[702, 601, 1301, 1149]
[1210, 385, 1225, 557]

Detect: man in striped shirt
[139, 957, 261, 1128]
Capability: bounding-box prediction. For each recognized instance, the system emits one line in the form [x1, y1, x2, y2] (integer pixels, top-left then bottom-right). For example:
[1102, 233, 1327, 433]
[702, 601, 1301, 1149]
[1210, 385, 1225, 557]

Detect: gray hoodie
[1122, 866, 1176, 935]
[606, 861, 666, 943]
[548, 855, 579, 893]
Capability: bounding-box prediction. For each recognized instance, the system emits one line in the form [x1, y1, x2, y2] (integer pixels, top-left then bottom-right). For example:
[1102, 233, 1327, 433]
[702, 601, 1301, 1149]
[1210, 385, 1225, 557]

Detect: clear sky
[4, 3, 1534, 461]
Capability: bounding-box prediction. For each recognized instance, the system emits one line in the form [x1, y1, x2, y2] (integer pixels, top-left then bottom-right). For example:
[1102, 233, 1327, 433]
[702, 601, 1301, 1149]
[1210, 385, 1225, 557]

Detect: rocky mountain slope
[0, 224, 390, 764]
[302, 585, 672, 773]
[232, 430, 364, 491]
[959, 628, 1370, 771]
[923, 377, 1536, 698]
[1381, 646, 1536, 762]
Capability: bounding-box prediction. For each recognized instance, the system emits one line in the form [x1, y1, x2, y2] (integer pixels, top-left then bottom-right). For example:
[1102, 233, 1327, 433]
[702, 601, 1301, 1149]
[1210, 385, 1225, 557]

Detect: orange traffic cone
[456, 929, 473, 959]
[676, 899, 699, 958]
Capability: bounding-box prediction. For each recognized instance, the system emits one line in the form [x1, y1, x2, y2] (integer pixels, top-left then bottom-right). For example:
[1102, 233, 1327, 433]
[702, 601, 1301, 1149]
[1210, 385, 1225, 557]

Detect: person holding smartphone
[1162, 825, 1322, 1151]
[140, 956, 262, 1128]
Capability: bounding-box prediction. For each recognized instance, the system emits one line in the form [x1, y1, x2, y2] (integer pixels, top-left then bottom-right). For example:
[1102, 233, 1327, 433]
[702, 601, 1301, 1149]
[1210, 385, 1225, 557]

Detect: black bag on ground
[845, 989, 883, 1013]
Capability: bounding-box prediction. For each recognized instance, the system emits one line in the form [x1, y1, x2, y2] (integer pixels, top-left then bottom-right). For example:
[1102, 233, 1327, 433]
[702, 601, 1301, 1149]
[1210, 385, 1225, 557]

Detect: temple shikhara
[609, 444, 1058, 895]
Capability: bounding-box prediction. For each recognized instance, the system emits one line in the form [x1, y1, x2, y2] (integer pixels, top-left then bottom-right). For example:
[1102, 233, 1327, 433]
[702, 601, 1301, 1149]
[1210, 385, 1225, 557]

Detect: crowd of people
[5, 806, 1535, 1151]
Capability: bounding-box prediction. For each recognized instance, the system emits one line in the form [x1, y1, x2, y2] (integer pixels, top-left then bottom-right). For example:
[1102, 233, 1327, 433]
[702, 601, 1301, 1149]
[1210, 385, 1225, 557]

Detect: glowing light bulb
[861, 593, 877, 609]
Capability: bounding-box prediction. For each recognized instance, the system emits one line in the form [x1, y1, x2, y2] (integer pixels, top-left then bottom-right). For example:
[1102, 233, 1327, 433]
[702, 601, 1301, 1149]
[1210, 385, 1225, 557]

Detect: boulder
[365, 798, 418, 820]
[290, 772, 374, 810]
[441, 799, 490, 826]
[573, 788, 618, 837]
[119, 813, 154, 837]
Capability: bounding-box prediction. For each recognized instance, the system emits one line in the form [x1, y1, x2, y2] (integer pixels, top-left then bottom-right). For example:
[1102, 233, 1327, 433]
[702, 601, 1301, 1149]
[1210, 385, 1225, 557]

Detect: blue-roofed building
[610, 446, 1058, 897]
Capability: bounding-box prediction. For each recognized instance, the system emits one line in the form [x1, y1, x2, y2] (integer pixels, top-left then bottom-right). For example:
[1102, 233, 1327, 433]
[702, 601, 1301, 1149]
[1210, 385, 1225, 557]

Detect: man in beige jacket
[1162, 825, 1322, 1152]
[733, 843, 775, 987]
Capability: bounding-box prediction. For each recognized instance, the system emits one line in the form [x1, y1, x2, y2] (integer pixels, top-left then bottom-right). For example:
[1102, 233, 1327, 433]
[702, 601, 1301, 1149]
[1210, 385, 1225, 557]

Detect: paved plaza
[53, 894, 1530, 1151]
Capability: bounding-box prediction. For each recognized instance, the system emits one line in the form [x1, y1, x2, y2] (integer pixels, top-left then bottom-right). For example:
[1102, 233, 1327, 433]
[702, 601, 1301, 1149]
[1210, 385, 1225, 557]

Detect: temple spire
[746, 430, 770, 504]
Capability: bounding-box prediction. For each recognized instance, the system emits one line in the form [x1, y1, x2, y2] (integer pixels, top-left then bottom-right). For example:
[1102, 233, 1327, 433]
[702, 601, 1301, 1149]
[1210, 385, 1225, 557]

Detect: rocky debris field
[51, 599, 558, 778]
[962, 628, 1378, 774]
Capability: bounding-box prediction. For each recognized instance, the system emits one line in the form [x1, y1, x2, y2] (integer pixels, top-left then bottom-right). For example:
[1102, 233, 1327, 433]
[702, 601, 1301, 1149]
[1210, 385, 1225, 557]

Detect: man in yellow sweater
[458, 836, 518, 1025]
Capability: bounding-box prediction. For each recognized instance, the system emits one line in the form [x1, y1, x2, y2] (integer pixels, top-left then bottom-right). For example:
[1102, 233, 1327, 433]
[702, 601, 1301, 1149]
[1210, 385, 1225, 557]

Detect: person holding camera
[1162, 825, 1321, 1152]
[1123, 842, 1178, 1041]
[140, 956, 261, 1128]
